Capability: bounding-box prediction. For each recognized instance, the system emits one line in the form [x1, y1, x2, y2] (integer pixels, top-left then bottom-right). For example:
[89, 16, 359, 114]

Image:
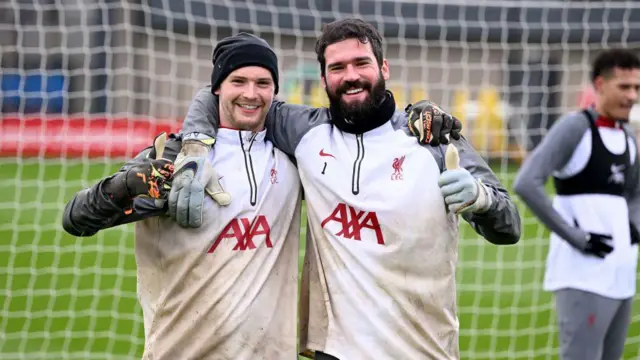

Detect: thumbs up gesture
[438, 144, 492, 214]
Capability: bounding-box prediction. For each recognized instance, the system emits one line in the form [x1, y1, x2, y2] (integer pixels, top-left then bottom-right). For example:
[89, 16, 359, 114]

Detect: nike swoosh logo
[319, 149, 335, 158]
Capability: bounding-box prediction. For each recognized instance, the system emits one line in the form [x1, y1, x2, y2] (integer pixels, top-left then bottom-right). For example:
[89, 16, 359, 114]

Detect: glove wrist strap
[183, 133, 216, 146]
[473, 181, 493, 213]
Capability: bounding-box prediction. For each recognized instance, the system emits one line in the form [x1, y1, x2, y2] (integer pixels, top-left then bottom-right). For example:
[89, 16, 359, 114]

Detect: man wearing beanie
[62, 32, 302, 360]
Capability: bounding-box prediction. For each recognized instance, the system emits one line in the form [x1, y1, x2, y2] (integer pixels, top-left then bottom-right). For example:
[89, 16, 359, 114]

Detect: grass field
[1, 158, 639, 359]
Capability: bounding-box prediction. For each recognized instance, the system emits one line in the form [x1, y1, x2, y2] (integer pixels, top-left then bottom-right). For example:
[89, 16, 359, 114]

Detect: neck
[594, 100, 618, 121]
[330, 90, 397, 134]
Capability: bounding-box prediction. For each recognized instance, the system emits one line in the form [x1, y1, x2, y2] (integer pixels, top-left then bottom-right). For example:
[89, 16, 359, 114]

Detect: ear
[321, 76, 327, 90]
[381, 59, 390, 81]
[593, 76, 605, 93]
[214, 88, 221, 96]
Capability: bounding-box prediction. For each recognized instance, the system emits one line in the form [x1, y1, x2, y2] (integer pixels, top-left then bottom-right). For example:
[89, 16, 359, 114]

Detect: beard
[326, 72, 387, 124]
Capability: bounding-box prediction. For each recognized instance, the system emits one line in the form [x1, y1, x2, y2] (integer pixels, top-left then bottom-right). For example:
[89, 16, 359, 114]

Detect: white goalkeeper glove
[439, 144, 492, 214]
[167, 134, 232, 228]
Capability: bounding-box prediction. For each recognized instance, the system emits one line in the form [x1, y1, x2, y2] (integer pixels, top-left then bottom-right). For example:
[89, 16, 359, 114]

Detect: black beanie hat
[210, 32, 279, 94]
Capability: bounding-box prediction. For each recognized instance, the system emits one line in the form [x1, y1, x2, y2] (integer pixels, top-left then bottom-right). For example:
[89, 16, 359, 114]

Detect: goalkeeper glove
[167, 134, 232, 228]
[406, 100, 462, 146]
[568, 219, 614, 259]
[438, 144, 492, 214]
[439, 169, 492, 214]
[105, 132, 174, 207]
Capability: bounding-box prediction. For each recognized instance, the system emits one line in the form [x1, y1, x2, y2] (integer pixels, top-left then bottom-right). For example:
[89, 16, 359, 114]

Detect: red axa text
[321, 203, 385, 245]
[208, 216, 272, 253]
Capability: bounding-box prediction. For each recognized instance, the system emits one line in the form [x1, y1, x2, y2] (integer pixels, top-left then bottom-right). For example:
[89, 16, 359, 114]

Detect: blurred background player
[62, 33, 302, 360]
[514, 48, 640, 360]
[174, 18, 521, 360]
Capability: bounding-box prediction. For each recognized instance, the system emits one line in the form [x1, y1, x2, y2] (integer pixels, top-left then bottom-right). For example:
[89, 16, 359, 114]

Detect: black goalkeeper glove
[583, 232, 614, 258]
[104, 133, 175, 207]
[405, 100, 462, 146]
[570, 219, 613, 259]
[630, 222, 640, 245]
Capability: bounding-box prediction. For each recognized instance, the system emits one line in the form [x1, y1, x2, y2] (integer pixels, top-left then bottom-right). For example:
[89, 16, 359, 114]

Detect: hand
[122, 132, 174, 200]
[439, 168, 491, 214]
[570, 219, 614, 258]
[630, 222, 640, 245]
[583, 232, 614, 258]
[168, 136, 232, 228]
[439, 144, 491, 214]
[406, 100, 462, 146]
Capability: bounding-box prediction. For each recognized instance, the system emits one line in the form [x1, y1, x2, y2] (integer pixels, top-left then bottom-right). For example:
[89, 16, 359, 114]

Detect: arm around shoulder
[178, 86, 330, 156]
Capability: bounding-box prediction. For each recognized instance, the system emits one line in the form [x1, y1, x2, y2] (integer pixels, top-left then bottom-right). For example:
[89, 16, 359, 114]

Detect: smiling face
[321, 38, 389, 120]
[215, 66, 275, 132]
[594, 67, 640, 121]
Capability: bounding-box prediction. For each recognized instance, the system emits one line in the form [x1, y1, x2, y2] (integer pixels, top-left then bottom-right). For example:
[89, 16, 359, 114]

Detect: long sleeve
[513, 112, 591, 244]
[61, 138, 182, 237]
[180, 86, 330, 156]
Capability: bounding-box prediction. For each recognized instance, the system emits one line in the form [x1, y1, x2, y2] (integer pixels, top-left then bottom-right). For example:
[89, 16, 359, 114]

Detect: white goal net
[1, 0, 639, 359]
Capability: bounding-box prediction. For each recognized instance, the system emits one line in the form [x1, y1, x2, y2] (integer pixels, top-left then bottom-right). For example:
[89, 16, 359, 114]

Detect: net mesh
[1, 0, 639, 359]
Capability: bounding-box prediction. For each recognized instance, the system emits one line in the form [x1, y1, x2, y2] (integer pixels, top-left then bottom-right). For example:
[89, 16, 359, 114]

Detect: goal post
[1, 0, 639, 359]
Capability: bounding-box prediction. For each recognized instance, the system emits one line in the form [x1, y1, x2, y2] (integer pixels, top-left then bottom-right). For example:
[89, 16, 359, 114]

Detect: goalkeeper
[62, 33, 304, 359]
[172, 18, 521, 360]
[514, 48, 640, 360]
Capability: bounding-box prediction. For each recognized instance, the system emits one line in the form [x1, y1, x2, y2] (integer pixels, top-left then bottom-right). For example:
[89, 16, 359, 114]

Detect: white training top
[545, 124, 638, 299]
[134, 128, 302, 360]
[297, 122, 460, 360]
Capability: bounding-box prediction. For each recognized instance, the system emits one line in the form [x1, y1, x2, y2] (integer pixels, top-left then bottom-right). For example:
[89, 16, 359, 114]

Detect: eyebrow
[229, 76, 273, 82]
[327, 56, 372, 68]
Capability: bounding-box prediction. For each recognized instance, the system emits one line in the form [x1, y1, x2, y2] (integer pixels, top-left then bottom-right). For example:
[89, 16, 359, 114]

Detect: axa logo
[208, 215, 272, 253]
[391, 155, 405, 181]
[321, 203, 385, 245]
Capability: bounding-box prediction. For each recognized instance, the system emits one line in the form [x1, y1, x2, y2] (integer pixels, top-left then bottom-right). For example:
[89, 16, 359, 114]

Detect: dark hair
[591, 48, 640, 83]
[314, 18, 384, 77]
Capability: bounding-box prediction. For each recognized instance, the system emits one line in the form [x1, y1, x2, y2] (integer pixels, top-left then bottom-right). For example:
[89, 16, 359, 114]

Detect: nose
[244, 83, 258, 99]
[629, 88, 639, 103]
[343, 64, 359, 82]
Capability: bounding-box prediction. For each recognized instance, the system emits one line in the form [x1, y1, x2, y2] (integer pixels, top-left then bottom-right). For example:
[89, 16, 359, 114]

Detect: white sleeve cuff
[474, 181, 493, 213]
[183, 133, 216, 146]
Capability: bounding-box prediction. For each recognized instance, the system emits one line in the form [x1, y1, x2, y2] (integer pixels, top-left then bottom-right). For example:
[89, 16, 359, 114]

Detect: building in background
[1, 0, 638, 161]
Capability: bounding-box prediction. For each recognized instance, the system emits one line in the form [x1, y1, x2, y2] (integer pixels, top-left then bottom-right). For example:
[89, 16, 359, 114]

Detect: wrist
[183, 133, 216, 146]
[472, 180, 493, 213]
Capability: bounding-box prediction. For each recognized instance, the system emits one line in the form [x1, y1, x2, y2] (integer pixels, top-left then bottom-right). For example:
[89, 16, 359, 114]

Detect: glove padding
[123, 132, 174, 200]
[167, 138, 231, 228]
[570, 219, 614, 259]
[438, 168, 492, 214]
[630, 222, 640, 245]
[406, 100, 462, 146]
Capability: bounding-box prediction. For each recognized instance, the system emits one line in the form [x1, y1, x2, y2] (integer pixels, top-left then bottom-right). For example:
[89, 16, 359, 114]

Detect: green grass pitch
[0, 159, 638, 359]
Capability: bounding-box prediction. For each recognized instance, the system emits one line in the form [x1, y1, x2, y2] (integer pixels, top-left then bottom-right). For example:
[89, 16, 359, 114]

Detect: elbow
[61, 200, 95, 237]
[484, 203, 522, 245]
[486, 225, 521, 245]
[512, 175, 527, 198]
[501, 226, 521, 245]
